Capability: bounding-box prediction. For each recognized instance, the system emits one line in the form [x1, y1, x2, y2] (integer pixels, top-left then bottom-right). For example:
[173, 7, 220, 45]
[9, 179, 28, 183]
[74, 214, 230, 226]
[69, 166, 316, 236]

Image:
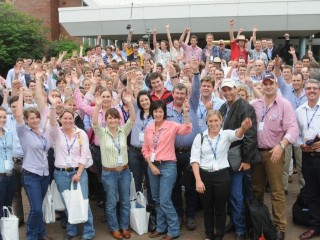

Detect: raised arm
[166, 24, 174, 49]
[179, 28, 188, 47]
[123, 92, 136, 123]
[252, 27, 257, 45]
[153, 29, 158, 51]
[288, 46, 298, 65]
[235, 118, 252, 138]
[229, 19, 235, 42]
[16, 88, 24, 124]
[185, 28, 191, 44]
[56, 51, 67, 66]
[92, 94, 102, 127]
[35, 69, 47, 112]
[127, 29, 133, 47]
[48, 93, 57, 127]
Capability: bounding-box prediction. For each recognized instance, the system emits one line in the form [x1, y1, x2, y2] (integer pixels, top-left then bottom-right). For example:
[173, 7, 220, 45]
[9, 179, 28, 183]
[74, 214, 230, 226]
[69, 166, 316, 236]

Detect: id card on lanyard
[207, 135, 221, 171]
[0, 136, 10, 171]
[151, 128, 163, 162]
[259, 105, 272, 132]
[30, 129, 48, 161]
[62, 129, 77, 167]
[139, 118, 151, 143]
[112, 134, 122, 165]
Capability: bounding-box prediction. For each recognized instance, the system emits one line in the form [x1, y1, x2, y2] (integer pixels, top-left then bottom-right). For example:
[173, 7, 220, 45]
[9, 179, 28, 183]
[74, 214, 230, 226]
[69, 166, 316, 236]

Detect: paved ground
[19, 173, 311, 240]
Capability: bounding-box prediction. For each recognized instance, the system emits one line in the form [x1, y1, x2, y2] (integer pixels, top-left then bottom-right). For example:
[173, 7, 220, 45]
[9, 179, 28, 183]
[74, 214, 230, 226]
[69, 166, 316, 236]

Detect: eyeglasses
[305, 87, 319, 91]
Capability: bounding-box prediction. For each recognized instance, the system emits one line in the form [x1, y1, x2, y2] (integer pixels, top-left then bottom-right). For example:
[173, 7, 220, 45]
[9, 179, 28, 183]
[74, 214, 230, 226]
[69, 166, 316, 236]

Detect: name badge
[139, 132, 145, 142]
[43, 152, 47, 161]
[118, 155, 123, 165]
[66, 156, 72, 167]
[258, 122, 264, 131]
[212, 162, 219, 171]
[4, 160, 10, 171]
[151, 152, 156, 163]
[210, 56, 213, 61]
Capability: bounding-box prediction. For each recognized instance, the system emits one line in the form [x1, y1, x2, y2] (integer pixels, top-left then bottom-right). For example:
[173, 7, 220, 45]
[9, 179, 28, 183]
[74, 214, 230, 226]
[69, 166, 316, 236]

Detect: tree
[46, 35, 80, 59]
[0, 3, 48, 75]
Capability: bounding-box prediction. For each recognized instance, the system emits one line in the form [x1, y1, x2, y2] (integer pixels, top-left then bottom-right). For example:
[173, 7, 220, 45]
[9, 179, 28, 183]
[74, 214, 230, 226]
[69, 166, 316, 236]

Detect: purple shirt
[251, 95, 298, 149]
[16, 123, 51, 176]
[181, 42, 202, 62]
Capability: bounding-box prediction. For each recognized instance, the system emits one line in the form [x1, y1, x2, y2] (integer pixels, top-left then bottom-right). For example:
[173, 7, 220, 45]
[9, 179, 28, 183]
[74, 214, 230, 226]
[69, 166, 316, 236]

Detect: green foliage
[0, 3, 48, 73]
[46, 35, 80, 59]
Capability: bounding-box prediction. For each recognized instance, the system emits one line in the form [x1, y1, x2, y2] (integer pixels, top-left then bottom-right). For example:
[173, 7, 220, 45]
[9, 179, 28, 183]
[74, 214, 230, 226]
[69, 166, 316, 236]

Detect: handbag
[51, 180, 65, 211]
[130, 192, 149, 235]
[42, 185, 55, 223]
[62, 182, 89, 224]
[227, 144, 242, 172]
[0, 206, 19, 240]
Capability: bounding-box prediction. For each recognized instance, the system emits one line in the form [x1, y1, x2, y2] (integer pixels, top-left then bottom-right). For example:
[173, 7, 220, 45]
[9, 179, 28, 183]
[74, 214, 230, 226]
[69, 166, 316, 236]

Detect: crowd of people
[1, 18, 320, 240]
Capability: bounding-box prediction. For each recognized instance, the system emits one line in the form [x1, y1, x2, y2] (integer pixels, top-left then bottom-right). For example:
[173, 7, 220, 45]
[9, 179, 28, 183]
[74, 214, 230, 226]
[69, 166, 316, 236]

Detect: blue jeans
[229, 171, 245, 235]
[21, 170, 50, 240]
[128, 148, 152, 203]
[54, 170, 95, 239]
[101, 168, 131, 231]
[148, 161, 180, 237]
[0, 173, 16, 218]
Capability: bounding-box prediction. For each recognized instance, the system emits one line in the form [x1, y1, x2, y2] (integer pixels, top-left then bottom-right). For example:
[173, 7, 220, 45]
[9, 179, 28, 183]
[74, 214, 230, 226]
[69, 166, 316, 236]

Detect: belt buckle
[115, 166, 122, 172]
[66, 168, 73, 172]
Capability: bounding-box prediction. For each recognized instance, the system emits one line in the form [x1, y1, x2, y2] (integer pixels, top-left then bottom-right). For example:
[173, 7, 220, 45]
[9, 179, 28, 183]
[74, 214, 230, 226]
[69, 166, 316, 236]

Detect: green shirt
[93, 120, 134, 168]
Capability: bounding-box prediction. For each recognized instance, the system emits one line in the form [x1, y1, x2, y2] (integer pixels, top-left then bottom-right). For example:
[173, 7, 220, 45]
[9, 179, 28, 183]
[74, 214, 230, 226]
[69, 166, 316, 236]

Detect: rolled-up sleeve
[176, 122, 192, 135]
[190, 134, 201, 165]
[79, 130, 92, 165]
[283, 102, 299, 144]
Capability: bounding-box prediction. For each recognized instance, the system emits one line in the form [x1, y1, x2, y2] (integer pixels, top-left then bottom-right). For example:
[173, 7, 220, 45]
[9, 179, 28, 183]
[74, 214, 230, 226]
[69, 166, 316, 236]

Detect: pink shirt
[142, 120, 192, 161]
[251, 95, 298, 149]
[48, 125, 92, 168]
[181, 42, 202, 62]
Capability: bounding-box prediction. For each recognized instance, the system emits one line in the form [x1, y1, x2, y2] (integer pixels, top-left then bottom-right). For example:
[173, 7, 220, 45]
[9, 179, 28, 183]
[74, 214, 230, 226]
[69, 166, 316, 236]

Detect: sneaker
[186, 218, 197, 231]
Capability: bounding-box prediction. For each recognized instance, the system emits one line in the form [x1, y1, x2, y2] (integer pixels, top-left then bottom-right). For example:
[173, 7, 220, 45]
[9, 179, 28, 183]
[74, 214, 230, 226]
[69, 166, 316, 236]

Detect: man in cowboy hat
[228, 19, 248, 63]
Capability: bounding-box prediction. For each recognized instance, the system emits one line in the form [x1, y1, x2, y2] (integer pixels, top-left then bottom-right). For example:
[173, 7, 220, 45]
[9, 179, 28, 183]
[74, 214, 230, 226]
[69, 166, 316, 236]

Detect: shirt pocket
[268, 115, 282, 132]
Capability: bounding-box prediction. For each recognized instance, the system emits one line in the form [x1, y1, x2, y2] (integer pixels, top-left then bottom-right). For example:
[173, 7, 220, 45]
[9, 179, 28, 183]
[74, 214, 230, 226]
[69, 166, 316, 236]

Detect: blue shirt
[16, 123, 51, 176]
[277, 76, 307, 110]
[197, 96, 225, 133]
[130, 109, 154, 148]
[5, 114, 23, 158]
[0, 129, 14, 173]
[167, 74, 201, 147]
[201, 45, 222, 62]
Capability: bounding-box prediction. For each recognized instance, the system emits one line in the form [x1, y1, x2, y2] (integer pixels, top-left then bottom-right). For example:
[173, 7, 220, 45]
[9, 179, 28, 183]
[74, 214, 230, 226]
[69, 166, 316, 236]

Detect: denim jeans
[101, 168, 131, 231]
[21, 170, 50, 240]
[54, 170, 95, 239]
[172, 151, 197, 219]
[229, 171, 245, 235]
[128, 148, 152, 203]
[0, 173, 16, 218]
[148, 161, 180, 238]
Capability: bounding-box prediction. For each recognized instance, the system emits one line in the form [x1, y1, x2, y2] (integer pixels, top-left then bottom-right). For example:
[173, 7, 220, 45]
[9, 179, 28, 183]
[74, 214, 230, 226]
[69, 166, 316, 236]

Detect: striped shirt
[93, 119, 134, 168]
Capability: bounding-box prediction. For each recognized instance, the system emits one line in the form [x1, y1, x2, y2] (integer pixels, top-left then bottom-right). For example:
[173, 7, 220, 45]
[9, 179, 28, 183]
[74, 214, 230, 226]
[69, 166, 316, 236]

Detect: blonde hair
[206, 109, 222, 123]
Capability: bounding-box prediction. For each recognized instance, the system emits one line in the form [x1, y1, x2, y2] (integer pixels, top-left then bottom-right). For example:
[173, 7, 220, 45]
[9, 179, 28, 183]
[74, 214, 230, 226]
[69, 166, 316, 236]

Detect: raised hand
[183, 100, 190, 113]
[241, 118, 252, 131]
[123, 92, 133, 104]
[229, 19, 234, 26]
[189, 59, 199, 72]
[274, 56, 281, 67]
[48, 92, 57, 105]
[126, 70, 136, 82]
[288, 46, 296, 55]
[308, 50, 313, 58]
[166, 23, 170, 29]
[253, 27, 258, 32]
[72, 72, 80, 87]
[95, 94, 103, 106]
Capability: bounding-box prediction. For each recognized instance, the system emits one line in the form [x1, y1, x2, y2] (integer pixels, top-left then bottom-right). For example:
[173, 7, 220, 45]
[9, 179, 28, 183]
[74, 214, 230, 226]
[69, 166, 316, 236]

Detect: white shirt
[295, 97, 320, 146]
[190, 129, 242, 171]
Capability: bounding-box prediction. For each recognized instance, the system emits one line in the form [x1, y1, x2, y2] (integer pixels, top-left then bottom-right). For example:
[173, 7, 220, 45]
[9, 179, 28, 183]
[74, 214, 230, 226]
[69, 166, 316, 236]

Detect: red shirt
[230, 41, 248, 63]
[151, 88, 173, 105]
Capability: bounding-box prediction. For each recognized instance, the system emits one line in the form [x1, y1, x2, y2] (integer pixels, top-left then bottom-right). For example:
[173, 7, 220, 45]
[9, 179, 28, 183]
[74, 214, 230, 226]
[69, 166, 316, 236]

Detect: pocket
[268, 118, 281, 132]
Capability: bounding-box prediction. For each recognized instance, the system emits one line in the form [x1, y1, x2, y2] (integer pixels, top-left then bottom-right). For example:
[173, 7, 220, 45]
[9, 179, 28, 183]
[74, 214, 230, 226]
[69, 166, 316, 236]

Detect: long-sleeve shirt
[142, 120, 192, 161]
[5, 68, 25, 89]
[0, 128, 14, 173]
[201, 45, 222, 63]
[5, 114, 23, 158]
[48, 125, 92, 168]
[181, 42, 202, 62]
[251, 95, 298, 149]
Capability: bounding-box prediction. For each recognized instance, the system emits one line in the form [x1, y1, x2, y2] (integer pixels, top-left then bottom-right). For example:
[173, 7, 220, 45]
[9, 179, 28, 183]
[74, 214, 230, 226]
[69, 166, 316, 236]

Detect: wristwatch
[279, 142, 286, 150]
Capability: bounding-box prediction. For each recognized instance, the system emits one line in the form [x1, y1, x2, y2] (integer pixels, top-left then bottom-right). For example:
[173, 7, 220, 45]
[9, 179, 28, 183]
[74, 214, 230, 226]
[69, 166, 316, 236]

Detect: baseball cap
[132, 43, 138, 48]
[262, 72, 277, 83]
[221, 78, 237, 89]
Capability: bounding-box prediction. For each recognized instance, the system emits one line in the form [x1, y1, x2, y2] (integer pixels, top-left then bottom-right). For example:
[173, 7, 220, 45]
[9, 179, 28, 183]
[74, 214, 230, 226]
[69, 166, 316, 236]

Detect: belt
[55, 167, 79, 172]
[0, 171, 13, 177]
[13, 157, 23, 164]
[153, 160, 175, 165]
[103, 164, 128, 172]
[258, 148, 272, 151]
[303, 151, 320, 157]
[200, 167, 229, 173]
[175, 147, 191, 153]
[129, 145, 142, 152]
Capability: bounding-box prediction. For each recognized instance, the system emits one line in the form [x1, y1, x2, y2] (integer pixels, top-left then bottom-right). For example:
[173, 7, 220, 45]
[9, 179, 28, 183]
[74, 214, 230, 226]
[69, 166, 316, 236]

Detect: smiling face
[25, 112, 40, 130]
[262, 79, 278, 97]
[201, 80, 214, 98]
[172, 88, 187, 107]
[106, 114, 120, 128]
[0, 109, 7, 128]
[153, 107, 165, 123]
[150, 77, 164, 93]
[221, 86, 238, 103]
[138, 94, 151, 111]
[24, 91, 34, 104]
[207, 114, 222, 133]
[101, 90, 112, 107]
[60, 111, 74, 130]
[305, 82, 320, 102]
[292, 74, 304, 91]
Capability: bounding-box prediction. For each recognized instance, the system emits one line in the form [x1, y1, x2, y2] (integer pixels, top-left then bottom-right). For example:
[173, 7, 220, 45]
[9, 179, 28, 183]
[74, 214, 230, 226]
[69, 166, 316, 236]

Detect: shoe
[161, 235, 179, 240]
[64, 235, 75, 240]
[179, 217, 183, 229]
[293, 168, 298, 174]
[149, 231, 167, 238]
[148, 214, 157, 232]
[236, 233, 246, 240]
[18, 219, 24, 228]
[276, 231, 285, 240]
[288, 175, 293, 183]
[111, 231, 123, 240]
[120, 229, 131, 239]
[97, 200, 104, 208]
[185, 218, 197, 231]
[284, 190, 288, 195]
[225, 221, 235, 233]
[300, 229, 320, 239]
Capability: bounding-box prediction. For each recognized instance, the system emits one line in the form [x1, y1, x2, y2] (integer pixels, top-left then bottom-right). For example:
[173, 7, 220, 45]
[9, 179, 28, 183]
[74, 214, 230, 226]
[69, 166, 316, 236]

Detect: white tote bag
[130, 192, 149, 235]
[62, 182, 88, 224]
[42, 185, 55, 223]
[0, 206, 19, 240]
[51, 180, 65, 211]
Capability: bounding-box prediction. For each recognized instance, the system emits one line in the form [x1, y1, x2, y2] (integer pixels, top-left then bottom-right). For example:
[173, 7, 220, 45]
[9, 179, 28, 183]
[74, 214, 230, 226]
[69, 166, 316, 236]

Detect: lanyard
[121, 105, 130, 122]
[30, 129, 48, 152]
[173, 107, 183, 123]
[0, 136, 7, 159]
[207, 134, 221, 160]
[306, 105, 319, 129]
[61, 129, 77, 156]
[112, 134, 121, 154]
[152, 128, 163, 152]
[141, 117, 151, 132]
[199, 104, 207, 119]
[294, 91, 303, 109]
[261, 105, 272, 122]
